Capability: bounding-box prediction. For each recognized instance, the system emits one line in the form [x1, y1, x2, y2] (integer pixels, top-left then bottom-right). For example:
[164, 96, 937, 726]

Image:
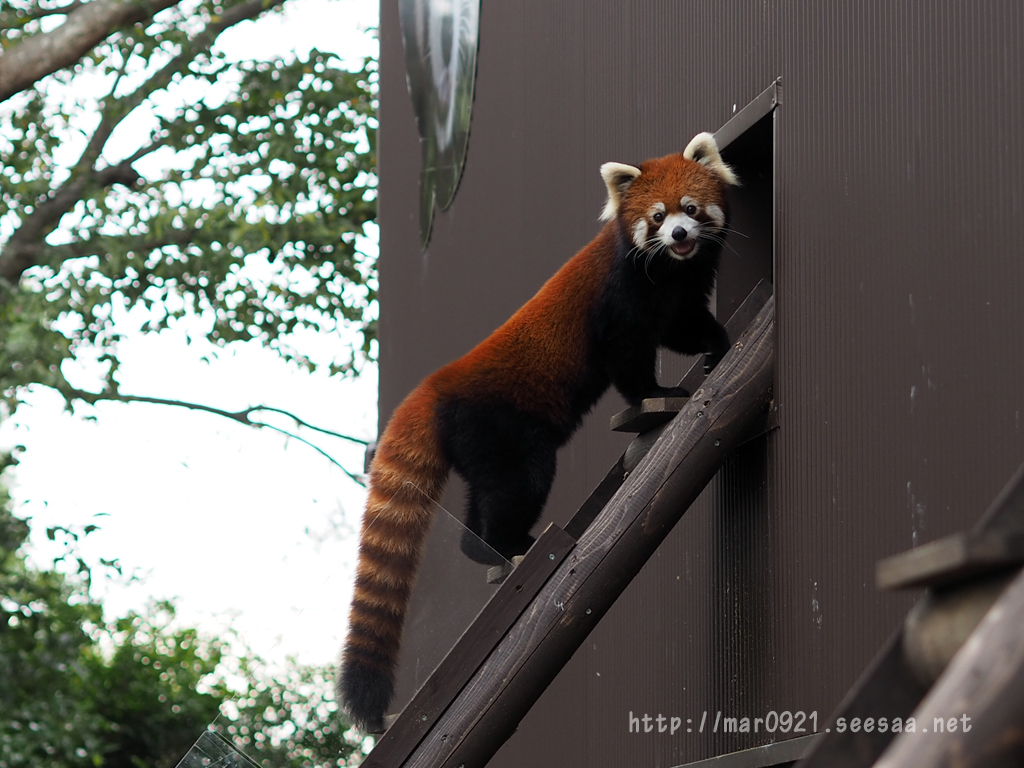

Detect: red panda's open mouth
[669, 240, 697, 258]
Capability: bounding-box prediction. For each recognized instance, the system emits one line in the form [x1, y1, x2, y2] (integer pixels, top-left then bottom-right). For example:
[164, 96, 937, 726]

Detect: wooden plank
[609, 396, 689, 433]
[872, 565, 1024, 768]
[797, 629, 928, 768]
[583, 279, 773, 545]
[367, 279, 774, 767]
[671, 734, 820, 768]
[876, 531, 1024, 591]
[361, 523, 576, 768]
[562, 453, 627, 540]
[395, 296, 775, 768]
[800, 465, 1024, 766]
[972, 460, 1024, 536]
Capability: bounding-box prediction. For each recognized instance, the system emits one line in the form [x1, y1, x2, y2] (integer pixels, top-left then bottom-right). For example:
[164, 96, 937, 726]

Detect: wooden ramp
[795, 459, 1024, 768]
[362, 281, 776, 768]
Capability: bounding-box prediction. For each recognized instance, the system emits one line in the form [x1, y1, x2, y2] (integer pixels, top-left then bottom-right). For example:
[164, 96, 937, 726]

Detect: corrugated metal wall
[376, 2, 1024, 765]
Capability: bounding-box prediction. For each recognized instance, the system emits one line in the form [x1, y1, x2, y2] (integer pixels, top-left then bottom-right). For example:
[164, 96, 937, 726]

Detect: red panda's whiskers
[699, 231, 741, 257]
[623, 243, 644, 266]
[715, 224, 749, 239]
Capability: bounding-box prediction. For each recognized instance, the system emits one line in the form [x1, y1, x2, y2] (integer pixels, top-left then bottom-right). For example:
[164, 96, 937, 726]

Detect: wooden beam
[396, 296, 775, 768]
[567, 278, 772, 539]
[795, 628, 928, 768]
[609, 396, 689, 433]
[800, 462, 1024, 767]
[973, 460, 1024, 536]
[362, 524, 576, 768]
[872, 565, 1024, 768]
[671, 733, 820, 768]
[876, 531, 1024, 590]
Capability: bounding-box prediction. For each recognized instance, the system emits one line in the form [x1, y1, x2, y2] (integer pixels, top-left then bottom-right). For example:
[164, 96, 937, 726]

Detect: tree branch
[0, 0, 182, 103]
[68, 388, 371, 486]
[252, 421, 369, 487]
[24, 229, 196, 264]
[0, 0, 286, 291]
[0, 152, 149, 285]
[88, 0, 288, 151]
[0, 174, 98, 282]
[0, 1, 85, 29]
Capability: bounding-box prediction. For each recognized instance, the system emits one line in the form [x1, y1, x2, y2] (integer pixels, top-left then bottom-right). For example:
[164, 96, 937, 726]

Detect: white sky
[0, 0, 381, 668]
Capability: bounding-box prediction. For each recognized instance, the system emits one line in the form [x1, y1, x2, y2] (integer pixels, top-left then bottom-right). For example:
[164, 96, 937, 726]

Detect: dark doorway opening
[715, 81, 777, 325]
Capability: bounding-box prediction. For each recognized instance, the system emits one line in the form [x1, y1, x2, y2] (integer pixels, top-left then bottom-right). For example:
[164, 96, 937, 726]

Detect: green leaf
[1, 3, 379, 411]
[0, 492, 370, 768]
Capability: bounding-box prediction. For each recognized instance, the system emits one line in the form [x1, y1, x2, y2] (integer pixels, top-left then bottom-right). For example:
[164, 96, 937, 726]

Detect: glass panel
[174, 485, 508, 766]
[398, 0, 481, 246]
[383, 486, 510, 718]
[176, 731, 260, 768]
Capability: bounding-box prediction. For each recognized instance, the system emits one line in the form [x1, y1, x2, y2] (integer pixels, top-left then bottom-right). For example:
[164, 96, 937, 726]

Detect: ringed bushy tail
[337, 135, 738, 732]
[337, 381, 450, 733]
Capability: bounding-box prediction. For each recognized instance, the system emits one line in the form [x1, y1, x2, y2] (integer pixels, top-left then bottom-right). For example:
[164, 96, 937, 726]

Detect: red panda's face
[600, 133, 738, 262]
[624, 166, 727, 261]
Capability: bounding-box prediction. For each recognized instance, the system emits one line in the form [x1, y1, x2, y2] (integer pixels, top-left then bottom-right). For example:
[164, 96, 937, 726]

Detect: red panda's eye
[652, 212, 665, 223]
[684, 204, 698, 216]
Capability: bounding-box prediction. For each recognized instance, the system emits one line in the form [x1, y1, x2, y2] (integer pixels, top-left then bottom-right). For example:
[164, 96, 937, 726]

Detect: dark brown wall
[376, 2, 1024, 765]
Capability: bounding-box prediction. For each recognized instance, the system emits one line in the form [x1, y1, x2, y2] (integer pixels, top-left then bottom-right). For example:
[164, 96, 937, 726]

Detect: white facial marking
[657, 211, 701, 260]
[650, 202, 666, 216]
[631, 219, 648, 249]
[680, 196, 697, 209]
[659, 212, 700, 241]
[706, 204, 725, 227]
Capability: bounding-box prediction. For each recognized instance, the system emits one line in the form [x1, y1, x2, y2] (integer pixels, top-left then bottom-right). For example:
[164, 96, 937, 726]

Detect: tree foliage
[0, 0, 378, 411]
[0, 0, 377, 761]
[0, 457, 368, 768]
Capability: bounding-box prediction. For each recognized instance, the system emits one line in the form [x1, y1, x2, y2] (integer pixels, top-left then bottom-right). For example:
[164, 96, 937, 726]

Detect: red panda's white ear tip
[599, 162, 642, 221]
[683, 132, 740, 186]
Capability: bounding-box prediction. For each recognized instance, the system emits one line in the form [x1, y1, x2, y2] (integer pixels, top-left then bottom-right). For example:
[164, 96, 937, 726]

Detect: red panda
[339, 132, 739, 732]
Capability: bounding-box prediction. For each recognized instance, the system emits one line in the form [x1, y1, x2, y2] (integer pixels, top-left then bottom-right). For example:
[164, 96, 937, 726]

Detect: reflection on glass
[398, 0, 481, 246]
[177, 487, 507, 766]
[176, 731, 258, 768]
[383, 487, 510, 718]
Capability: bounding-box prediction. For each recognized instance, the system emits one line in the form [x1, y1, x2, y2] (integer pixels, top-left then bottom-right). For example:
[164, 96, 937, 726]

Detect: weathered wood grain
[876, 531, 1024, 591]
[361, 524, 576, 768]
[396, 296, 775, 768]
[802, 460, 1024, 768]
[872, 565, 1024, 768]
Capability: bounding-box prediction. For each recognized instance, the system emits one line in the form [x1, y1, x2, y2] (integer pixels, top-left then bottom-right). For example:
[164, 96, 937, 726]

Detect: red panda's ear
[599, 162, 642, 221]
[683, 132, 740, 186]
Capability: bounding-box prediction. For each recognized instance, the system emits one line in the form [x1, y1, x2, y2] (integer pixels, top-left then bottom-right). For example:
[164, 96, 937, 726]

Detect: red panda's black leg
[607, 340, 688, 405]
[459, 496, 495, 563]
[663, 308, 730, 373]
[458, 437, 556, 563]
[437, 398, 559, 564]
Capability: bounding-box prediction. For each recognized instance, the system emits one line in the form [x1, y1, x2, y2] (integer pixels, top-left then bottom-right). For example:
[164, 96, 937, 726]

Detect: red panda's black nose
[672, 226, 689, 242]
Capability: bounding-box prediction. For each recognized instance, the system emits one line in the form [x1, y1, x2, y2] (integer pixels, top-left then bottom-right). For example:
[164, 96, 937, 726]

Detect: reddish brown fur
[619, 154, 728, 225]
[427, 232, 615, 424]
[340, 228, 617, 722]
[340, 148, 734, 732]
